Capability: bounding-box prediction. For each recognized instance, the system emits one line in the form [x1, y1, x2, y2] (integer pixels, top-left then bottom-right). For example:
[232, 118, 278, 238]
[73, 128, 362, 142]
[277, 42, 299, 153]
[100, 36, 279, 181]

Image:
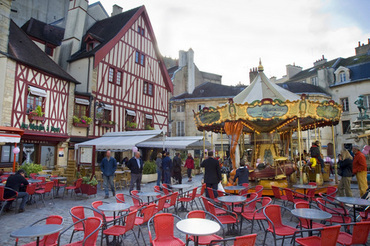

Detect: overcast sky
[97, 0, 370, 85]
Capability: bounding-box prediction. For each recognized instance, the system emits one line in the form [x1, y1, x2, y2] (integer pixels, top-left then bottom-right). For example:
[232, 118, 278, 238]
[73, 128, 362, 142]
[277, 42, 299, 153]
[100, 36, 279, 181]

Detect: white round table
[176, 218, 220, 246]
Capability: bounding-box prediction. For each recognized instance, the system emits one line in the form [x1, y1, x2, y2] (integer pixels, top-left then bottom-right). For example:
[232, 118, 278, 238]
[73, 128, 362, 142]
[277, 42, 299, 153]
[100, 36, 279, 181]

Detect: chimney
[59, 0, 88, 69]
[0, 0, 11, 53]
[111, 4, 123, 16]
[286, 64, 302, 79]
[313, 55, 327, 67]
[249, 67, 258, 83]
[186, 48, 195, 94]
[178, 50, 187, 67]
[355, 39, 370, 56]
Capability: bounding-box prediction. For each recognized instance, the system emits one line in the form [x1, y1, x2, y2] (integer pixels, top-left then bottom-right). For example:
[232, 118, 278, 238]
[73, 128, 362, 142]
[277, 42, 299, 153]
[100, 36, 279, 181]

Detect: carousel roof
[234, 62, 300, 104]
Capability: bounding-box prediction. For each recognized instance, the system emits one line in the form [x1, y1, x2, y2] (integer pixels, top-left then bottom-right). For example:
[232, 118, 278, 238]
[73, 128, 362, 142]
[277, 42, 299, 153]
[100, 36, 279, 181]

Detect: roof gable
[21, 18, 65, 46]
[7, 20, 78, 83]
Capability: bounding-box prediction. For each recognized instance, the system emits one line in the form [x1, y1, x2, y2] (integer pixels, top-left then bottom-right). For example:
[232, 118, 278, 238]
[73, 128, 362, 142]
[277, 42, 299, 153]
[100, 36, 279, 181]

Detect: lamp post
[12, 145, 20, 172]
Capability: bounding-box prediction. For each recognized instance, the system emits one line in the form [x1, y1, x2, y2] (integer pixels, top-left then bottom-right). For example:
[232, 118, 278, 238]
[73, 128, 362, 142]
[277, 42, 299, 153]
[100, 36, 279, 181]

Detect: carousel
[193, 62, 342, 192]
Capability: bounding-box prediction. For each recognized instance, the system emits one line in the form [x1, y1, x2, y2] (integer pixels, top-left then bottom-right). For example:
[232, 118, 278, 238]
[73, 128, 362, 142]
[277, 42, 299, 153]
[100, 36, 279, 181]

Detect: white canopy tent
[75, 130, 163, 151]
[137, 136, 211, 150]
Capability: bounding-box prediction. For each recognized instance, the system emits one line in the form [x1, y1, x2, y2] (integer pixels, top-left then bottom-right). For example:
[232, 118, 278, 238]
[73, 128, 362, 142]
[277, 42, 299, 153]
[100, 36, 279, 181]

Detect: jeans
[5, 191, 29, 210]
[103, 175, 115, 196]
[130, 173, 142, 192]
[205, 183, 218, 198]
[187, 168, 192, 179]
[156, 169, 162, 186]
[164, 170, 171, 184]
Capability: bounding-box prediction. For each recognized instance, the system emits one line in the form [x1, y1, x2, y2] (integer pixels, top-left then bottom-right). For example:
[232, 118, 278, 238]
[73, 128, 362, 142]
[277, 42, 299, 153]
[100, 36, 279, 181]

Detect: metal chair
[210, 234, 257, 246]
[147, 213, 185, 246]
[293, 225, 340, 246]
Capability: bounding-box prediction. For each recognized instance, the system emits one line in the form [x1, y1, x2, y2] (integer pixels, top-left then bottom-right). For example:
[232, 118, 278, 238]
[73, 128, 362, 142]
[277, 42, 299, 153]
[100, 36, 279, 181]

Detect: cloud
[97, 0, 369, 85]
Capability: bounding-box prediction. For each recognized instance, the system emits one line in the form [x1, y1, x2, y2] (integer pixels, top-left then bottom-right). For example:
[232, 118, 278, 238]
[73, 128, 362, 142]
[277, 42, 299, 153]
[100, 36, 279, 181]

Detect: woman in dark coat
[337, 149, 353, 197]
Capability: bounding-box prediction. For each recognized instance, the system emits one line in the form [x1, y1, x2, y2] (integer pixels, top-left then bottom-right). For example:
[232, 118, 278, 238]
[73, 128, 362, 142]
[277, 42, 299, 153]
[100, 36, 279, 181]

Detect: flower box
[76, 184, 97, 196]
[141, 173, 157, 183]
[27, 114, 45, 122]
[125, 127, 139, 131]
[98, 122, 114, 128]
[73, 122, 90, 128]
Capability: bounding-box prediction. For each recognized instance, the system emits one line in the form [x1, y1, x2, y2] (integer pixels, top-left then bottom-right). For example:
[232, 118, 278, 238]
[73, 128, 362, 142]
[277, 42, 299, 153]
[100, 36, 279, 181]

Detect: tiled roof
[69, 6, 141, 61]
[288, 59, 338, 82]
[21, 18, 65, 46]
[7, 20, 78, 83]
[171, 82, 246, 100]
[278, 82, 330, 96]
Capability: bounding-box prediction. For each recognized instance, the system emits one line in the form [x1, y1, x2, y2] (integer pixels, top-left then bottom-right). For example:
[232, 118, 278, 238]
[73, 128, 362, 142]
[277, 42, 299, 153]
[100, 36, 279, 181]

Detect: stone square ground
[0, 174, 367, 245]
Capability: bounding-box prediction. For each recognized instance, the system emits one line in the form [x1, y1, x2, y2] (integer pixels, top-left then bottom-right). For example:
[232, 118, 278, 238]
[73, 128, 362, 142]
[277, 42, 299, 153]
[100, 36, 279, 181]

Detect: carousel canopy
[234, 62, 300, 104]
[193, 63, 342, 134]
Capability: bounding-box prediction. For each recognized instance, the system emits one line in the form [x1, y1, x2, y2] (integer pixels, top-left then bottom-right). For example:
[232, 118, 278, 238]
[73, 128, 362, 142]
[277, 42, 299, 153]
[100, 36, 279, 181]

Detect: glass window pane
[1, 146, 11, 162]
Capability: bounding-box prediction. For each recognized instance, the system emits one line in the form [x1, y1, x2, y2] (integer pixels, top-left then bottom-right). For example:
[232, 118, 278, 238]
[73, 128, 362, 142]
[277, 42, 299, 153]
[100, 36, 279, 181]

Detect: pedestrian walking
[352, 145, 368, 197]
[127, 152, 144, 192]
[201, 151, 221, 198]
[100, 150, 117, 199]
[155, 153, 162, 186]
[162, 152, 172, 184]
[172, 153, 182, 184]
[184, 153, 194, 182]
[337, 149, 353, 197]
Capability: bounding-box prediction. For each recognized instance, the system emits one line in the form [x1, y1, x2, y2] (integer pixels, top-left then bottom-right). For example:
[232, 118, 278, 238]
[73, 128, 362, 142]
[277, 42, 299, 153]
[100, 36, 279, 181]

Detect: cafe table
[336, 196, 370, 220]
[28, 179, 43, 184]
[10, 224, 63, 246]
[292, 184, 317, 195]
[224, 185, 247, 194]
[171, 184, 192, 211]
[137, 191, 160, 203]
[176, 218, 220, 246]
[217, 195, 246, 211]
[291, 208, 332, 235]
[98, 203, 130, 224]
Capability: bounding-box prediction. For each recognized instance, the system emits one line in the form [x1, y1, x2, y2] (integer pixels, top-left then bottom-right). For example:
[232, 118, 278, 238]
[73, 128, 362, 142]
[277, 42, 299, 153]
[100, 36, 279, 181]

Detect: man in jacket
[100, 150, 117, 199]
[233, 159, 249, 185]
[201, 151, 221, 198]
[172, 153, 182, 184]
[310, 141, 325, 173]
[352, 145, 368, 196]
[127, 152, 144, 192]
[162, 152, 172, 184]
[4, 169, 29, 213]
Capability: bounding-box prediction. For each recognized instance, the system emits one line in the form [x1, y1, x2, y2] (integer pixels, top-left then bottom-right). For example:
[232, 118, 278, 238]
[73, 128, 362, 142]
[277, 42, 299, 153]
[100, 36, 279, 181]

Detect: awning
[103, 104, 113, 111]
[126, 110, 136, 116]
[0, 133, 21, 143]
[75, 98, 90, 105]
[137, 136, 212, 150]
[75, 130, 162, 151]
[146, 114, 153, 119]
[29, 86, 47, 97]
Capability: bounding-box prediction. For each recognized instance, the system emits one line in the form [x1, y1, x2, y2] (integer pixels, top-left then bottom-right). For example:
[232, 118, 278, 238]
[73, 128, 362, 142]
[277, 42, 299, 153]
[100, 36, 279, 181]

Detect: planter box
[73, 122, 90, 128]
[28, 114, 45, 122]
[76, 184, 97, 196]
[99, 123, 114, 128]
[125, 127, 139, 131]
[141, 173, 157, 183]
[193, 169, 201, 175]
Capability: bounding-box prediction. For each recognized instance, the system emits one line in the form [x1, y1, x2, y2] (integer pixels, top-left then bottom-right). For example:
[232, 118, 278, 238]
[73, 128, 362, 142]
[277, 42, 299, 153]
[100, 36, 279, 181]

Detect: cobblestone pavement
[0, 174, 365, 246]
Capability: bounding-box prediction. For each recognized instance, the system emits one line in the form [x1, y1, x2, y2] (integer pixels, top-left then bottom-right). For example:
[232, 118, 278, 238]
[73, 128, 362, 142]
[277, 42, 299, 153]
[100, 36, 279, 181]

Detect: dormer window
[334, 66, 350, 83]
[84, 34, 101, 52]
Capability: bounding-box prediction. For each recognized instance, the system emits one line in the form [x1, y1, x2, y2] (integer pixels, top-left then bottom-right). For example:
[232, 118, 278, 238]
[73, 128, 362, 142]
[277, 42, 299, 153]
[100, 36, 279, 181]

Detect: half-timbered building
[0, 18, 78, 168]
[67, 5, 173, 147]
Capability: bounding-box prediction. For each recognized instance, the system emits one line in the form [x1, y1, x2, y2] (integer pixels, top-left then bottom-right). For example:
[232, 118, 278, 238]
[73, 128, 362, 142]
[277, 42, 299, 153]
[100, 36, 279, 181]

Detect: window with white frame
[339, 72, 346, 82]
[311, 76, 318, 86]
[176, 121, 185, 136]
[340, 97, 349, 112]
[177, 105, 185, 112]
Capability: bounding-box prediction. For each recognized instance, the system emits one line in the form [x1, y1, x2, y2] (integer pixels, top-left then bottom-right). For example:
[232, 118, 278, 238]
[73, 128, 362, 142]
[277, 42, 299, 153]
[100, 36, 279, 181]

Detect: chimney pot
[368, 38, 370, 44]
[359, 41, 361, 47]
[111, 4, 123, 16]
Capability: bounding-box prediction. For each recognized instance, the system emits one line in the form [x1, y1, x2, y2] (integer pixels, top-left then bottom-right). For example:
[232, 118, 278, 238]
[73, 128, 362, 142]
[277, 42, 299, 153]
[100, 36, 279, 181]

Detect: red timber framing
[92, 6, 172, 137]
[11, 63, 70, 139]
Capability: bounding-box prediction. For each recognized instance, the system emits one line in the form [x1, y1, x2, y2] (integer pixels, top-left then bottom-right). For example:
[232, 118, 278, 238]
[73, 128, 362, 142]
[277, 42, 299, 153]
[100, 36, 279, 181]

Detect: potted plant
[193, 158, 201, 175]
[73, 115, 92, 128]
[22, 162, 43, 177]
[145, 125, 155, 130]
[142, 160, 157, 183]
[98, 119, 115, 128]
[28, 105, 45, 122]
[126, 121, 138, 130]
[78, 175, 98, 196]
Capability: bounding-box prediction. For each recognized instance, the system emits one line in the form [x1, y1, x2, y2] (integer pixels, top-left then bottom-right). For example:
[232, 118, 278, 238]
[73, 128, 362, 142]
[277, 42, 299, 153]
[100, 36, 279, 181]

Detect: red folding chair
[134, 204, 156, 244]
[336, 221, 370, 245]
[210, 234, 257, 246]
[35, 181, 54, 206]
[271, 186, 288, 206]
[177, 187, 199, 210]
[263, 204, 297, 246]
[153, 195, 167, 214]
[0, 186, 18, 215]
[240, 197, 272, 233]
[91, 201, 115, 224]
[64, 178, 82, 198]
[293, 225, 340, 246]
[103, 210, 139, 245]
[147, 213, 185, 246]
[316, 198, 351, 224]
[255, 185, 263, 198]
[57, 217, 102, 246]
[284, 188, 307, 207]
[208, 201, 239, 233]
[201, 196, 227, 215]
[294, 201, 326, 231]
[195, 184, 206, 209]
[163, 192, 178, 214]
